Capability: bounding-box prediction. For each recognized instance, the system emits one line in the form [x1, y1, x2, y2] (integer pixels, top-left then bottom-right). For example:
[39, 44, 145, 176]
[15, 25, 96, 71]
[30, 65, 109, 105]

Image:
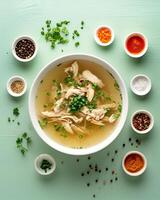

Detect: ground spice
[124, 153, 144, 173]
[11, 80, 24, 93]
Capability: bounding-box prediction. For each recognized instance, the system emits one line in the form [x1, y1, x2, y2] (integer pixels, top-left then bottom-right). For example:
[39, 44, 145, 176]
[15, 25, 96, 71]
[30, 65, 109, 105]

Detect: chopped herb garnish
[118, 104, 122, 113]
[22, 132, 27, 138]
[75, 42, 80, 47]
[8, 117, 11, 122]
[80, 21, 85, 29]
[13, 108, 20, 116]
[54, 124, 68, 138]
[52, 80, 61, 97]
[43, 104, 48, 108]
[40, 159, 52, 173]
[64, 75, 78, 87]
[46, 92, 51, 96]
[72, 30, 80, 38]
[41, 20, 70, 49]
[38, 118, 48, 129]
[69, 95, 88, 112]
[16, 133, 32, 155]
[114, 81, 120, 90]
[81, 21, 84, 26]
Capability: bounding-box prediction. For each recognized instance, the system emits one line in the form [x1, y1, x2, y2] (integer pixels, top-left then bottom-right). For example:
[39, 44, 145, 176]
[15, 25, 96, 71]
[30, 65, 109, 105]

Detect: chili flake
[97, 27, 112, 43]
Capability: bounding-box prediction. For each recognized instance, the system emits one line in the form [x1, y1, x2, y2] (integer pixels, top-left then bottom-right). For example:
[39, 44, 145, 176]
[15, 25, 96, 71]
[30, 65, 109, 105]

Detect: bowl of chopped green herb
[29, 54, 128, 155]
[34, 154, 56, 175]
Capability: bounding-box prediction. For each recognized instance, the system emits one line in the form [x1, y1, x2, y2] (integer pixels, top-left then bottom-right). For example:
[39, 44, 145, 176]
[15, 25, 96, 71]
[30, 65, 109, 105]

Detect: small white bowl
[124, 32, 148, 58]
[122, 151, 147, 176]
[12, 35, 38, 62]
[131, 110, 154, 134]
[34, 154, 56, 176]
[7, 75, 27, 97]
[94, 25, 114, 46]
[130, 74, 151, 96]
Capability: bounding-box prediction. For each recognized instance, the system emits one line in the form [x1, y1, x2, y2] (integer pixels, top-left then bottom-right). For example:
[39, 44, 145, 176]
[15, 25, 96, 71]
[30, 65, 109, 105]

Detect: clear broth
[36, 60, 122, 148]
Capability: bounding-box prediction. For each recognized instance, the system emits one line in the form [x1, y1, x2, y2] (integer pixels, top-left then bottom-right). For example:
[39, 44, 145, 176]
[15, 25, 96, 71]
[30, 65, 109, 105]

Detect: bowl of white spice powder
[130, 74, 151, 96]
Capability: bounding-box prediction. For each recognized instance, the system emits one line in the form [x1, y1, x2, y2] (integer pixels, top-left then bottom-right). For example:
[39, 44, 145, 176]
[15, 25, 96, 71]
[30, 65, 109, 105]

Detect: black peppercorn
[81, 173, 84, 176]
[105, 167, 108, 171]
[15, 39, 35, 59]
[115, 150, 118, 154]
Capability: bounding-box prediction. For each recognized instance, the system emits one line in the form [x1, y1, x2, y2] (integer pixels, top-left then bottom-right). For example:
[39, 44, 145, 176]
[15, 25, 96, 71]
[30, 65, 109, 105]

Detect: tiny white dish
[122, 151, 147, 176]
[130, 74, 151, 96]
[12, 35, 38, 62]
[7, 75, 27, 97]
[34, 154, 56, 176]
[131, 110, 154, 134]
[124, 32, 148, 58]
[94, 25, 114, 46]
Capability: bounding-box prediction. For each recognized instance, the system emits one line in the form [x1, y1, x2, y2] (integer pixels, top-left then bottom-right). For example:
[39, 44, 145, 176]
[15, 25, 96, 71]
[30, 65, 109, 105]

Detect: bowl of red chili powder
[122, 151, 147, 176]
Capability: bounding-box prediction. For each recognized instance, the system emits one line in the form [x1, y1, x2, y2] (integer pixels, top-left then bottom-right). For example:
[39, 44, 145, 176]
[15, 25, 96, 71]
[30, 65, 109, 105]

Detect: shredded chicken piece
[54, 98, 64, 113]
[100, 103, 116, 109]
[82, 70, 104, 88]
[61, 115, 83, 123]
[86, 84, 94, 102]
[89, 119, 104, 126]
[65, 87, 86, 99]
[71, 124, 85, 133]
[65, 61, 79, 77]
[62, 121, 74, 134]
[81, 106, 90, 115]
[108, 114, 116, 123]
[102, 116, 109, 122]
[41, 111, 63, 118]
[90, 108, 106, 120]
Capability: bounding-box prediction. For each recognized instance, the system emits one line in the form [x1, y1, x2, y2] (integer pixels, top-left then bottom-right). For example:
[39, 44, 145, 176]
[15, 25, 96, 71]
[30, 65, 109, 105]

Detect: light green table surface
[1, 0, 160, 199]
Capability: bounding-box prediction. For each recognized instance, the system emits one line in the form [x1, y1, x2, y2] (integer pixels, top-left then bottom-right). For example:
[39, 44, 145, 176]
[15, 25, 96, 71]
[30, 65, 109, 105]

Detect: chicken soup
[36, 60, 122, 148]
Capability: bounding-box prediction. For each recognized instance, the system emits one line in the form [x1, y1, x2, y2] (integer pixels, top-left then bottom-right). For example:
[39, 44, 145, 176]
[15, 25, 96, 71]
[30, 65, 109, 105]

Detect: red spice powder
[124, 153, 144, 173]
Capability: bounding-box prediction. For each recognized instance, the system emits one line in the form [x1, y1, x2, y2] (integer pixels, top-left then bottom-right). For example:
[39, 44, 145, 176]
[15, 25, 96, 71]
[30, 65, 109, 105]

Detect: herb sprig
[16, 132, 32, 155]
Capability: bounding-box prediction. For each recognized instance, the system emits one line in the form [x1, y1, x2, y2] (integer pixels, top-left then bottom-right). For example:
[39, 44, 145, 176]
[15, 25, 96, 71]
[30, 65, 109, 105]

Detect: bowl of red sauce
[94, 25, 114, 46]
[124, 32, 148, 58]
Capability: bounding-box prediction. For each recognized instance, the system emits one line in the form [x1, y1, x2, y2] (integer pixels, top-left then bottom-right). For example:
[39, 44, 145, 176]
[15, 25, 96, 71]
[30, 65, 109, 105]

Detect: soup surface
[36, 60, 122, 148]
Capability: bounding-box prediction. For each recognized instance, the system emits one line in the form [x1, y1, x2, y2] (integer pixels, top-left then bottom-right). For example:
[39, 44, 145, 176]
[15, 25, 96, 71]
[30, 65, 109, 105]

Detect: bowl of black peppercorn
[12, 35, 38, 62]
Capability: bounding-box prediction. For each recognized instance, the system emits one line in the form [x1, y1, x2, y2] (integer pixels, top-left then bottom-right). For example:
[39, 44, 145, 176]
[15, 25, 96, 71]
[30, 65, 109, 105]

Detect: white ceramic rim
[131, 109, 154, 134]
[130, 74, 151, 96]
[122, 151, 147, 176]
[34, 154, 56, 175]
[7, 75, 27, 97]
[124, 32, 148, 58]
[12, 35, 38, 62]
[94, 25, 115, 46]
[29, 53, 128, 155]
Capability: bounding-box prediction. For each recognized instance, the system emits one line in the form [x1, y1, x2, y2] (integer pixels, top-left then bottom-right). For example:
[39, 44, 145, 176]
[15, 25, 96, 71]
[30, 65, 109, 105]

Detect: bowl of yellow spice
[7, 75, 27, 97]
